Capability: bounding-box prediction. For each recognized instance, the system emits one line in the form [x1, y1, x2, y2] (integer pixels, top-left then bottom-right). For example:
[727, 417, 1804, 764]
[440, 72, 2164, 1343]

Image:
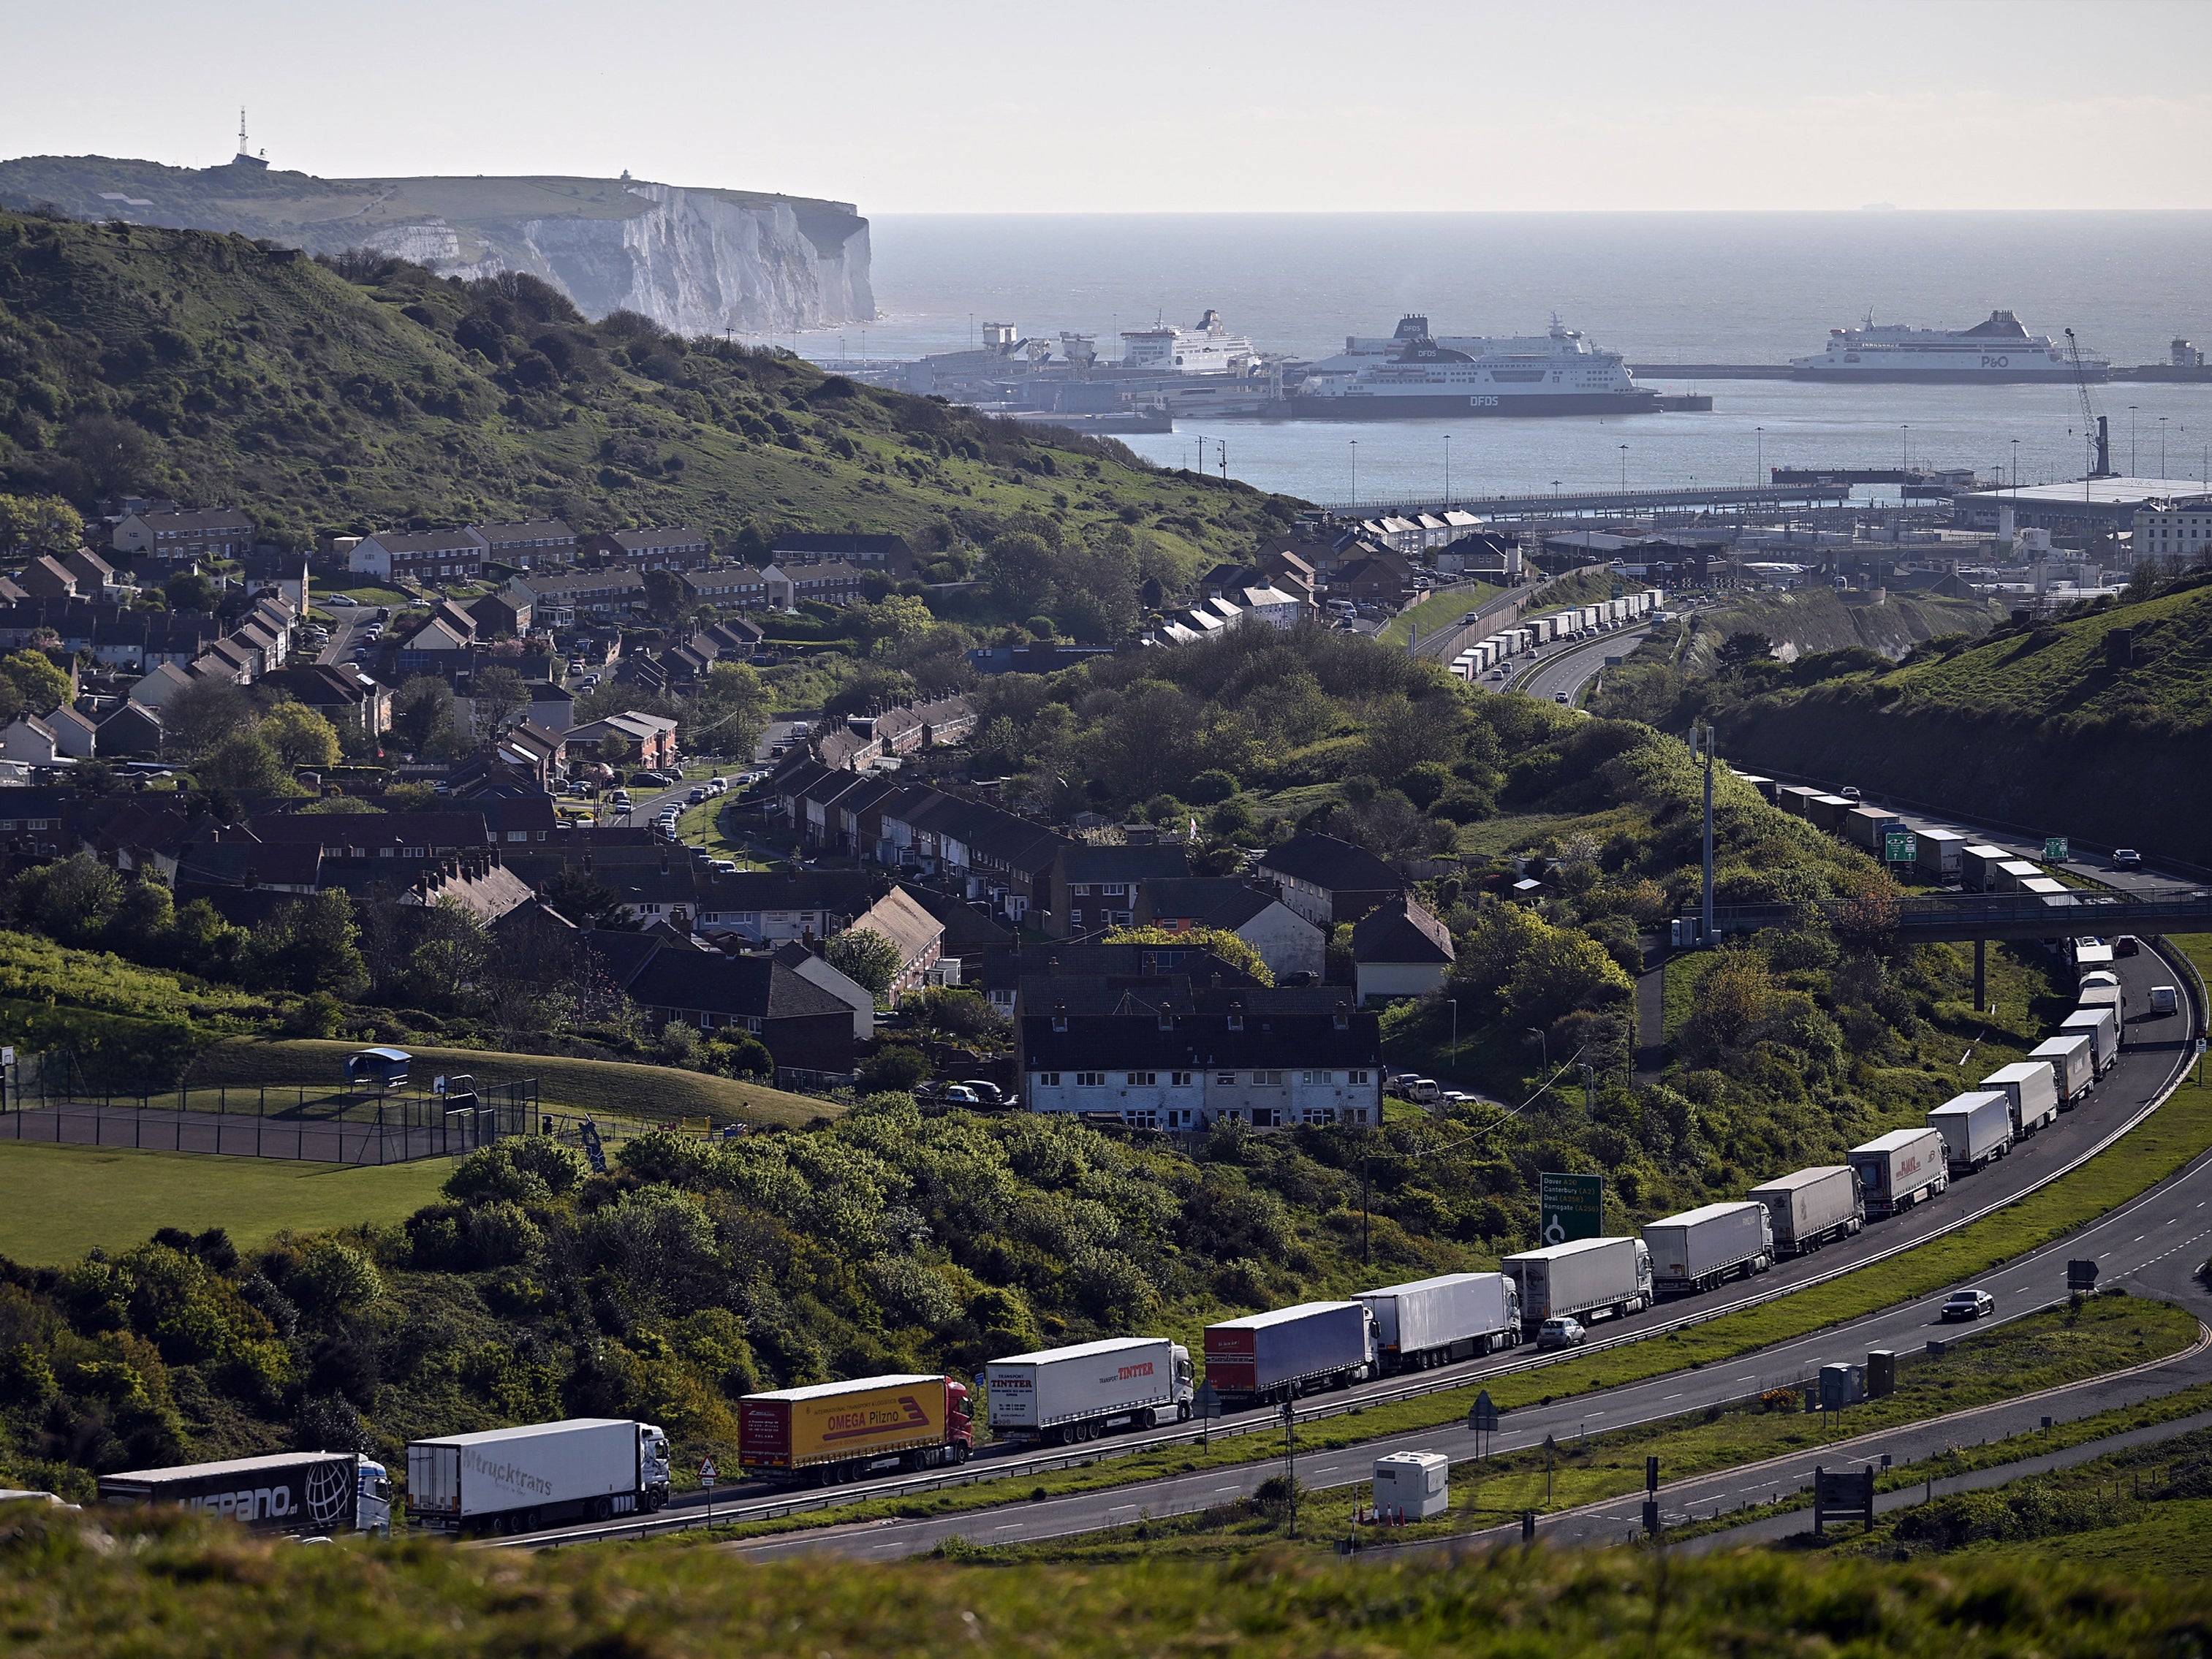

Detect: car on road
[936, 1085, 982, 1106]
[1553, 691, 1570, 704]
[1461, 611, 1480, 626]
[1534, 1316, 1586, 1351]
[958, 1081, 1015, 1109]
[326, 594, 358, 607]
[1838, 786, 1862, 801]
[686, 788, 706, 805]
[607, 789, 632, 808]
[709, 859, 738, 873]
[2116, 934, 2141, 957]
[1940, 1288, 1994, 1323]
[2111, 848, 2143, 870]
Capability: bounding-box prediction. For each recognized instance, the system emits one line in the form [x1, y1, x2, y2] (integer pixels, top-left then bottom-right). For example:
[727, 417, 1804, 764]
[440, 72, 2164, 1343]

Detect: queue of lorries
[86, 807, 2164, 1540]
[1448, 589, 1662, 683]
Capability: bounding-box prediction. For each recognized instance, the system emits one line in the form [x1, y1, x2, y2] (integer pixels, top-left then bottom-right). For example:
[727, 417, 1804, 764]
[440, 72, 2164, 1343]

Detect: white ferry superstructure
[1284, 315, 1661, 418]
[1789, 310, 2109, 382]
[1119, 308, 1260, 376]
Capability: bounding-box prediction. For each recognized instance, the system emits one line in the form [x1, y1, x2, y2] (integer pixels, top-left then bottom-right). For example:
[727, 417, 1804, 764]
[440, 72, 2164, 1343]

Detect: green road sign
[2045, 837, 2069, 862]
[1885, 831, 1916, 863]
[1468, 1390, 1501, 1434]
[1193, 1381, 1223, 1419]
[1539, 1172, 1604, 1245]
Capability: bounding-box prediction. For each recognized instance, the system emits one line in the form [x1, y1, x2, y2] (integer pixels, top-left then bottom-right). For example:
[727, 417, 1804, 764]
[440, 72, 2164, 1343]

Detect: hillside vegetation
[3, 1507, 2209, 1657]
[0, 209, 1296, 564]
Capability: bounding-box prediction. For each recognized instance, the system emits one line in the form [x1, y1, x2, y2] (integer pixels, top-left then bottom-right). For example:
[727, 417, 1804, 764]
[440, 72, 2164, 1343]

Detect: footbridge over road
[1711, 889, 2212, 946]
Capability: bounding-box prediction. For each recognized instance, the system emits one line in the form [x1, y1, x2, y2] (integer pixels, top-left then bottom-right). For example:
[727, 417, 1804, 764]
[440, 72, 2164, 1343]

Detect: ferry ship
[1283, 315, 1662, 418]
[1119, 308, 1261, 376]
[1789, 311, 2109, 382]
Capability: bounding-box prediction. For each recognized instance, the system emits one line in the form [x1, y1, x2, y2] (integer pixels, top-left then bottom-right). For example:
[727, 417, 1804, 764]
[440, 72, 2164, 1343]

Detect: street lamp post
[1526, 1027, 1548, 1074]
[1444, 433, 1452, 504]
[1901, 425, 1910, 476]
[1447, 999, 1460, 1072]
[1755, 426, 1763, 489]
[1349, 440, 1358, 510]
[2130, 406, 2139, 475]
[1618, 444, 1628, 493]
[2160, 416, 2169, 477]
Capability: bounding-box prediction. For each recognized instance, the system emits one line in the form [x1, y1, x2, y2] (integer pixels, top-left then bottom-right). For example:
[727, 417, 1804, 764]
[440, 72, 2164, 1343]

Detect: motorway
[489, 935, 2197, 1559]
[1509, 626, 1652, 705]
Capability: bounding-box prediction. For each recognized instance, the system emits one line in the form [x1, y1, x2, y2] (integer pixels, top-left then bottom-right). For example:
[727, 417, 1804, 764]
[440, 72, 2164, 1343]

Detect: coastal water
[795, 212, 2212, 502]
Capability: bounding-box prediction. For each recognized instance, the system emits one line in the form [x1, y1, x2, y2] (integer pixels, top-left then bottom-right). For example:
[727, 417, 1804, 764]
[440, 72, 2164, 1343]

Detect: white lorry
[1847, 1127, 1949, 1219]
[1747, 1166, 1863, 1256]
[1643, 1201, 1773, 1295]
[99, 1451, 391, 1536]
[2076, 982, 2126, 1044]
[2061, 1006, 2119, 1075]
[1356, 1271, 1521, 1372]
[2031, 1032, 2097, 1106]
[406, 1418, 671, 1535]
[1928, 1089, 2013, 1174]
[1500, 1236, 1654, 1325]
[1980, 1060, 2060, 1136]
[985, 1337, 1194, 1446]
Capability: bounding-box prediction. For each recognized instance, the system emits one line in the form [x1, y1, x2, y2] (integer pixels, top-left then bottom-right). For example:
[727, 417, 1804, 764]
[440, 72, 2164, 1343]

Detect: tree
[260, 701, 341, 768]
[1100, 924, 1275, 987]
[239, 892, 367, 996]
[642, 566, 691, 623]
[10, 854, 123, 947]
[1717, 630, 1776, 669]
[195, 728, 297, 796]
[162, 677, 254, 759]
[0, 650, 70, 715]
[390, 675, 459, 756]
[826, 927, 903, 998]
[683, 661, 769, 760]
[472, 665, 530, 737]
[58, 414, 154, 498]
[545, 868, 632, 930]
[856, 1043, 931, 1095]
[981, 531, 1058, 617]
[1501, 925, 1635, 1030]
[164, 572, 218, 614]
[0, 494, 84, 557]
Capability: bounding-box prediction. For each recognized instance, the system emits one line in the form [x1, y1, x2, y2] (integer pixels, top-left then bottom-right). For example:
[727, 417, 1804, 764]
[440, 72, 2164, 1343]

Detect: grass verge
[1376, 584, 1503, 648]
[0, 1142, 449, 1263]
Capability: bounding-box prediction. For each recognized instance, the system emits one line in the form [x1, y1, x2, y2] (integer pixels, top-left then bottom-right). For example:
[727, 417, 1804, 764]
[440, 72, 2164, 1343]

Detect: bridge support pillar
[1974, 938, 1986, 1010]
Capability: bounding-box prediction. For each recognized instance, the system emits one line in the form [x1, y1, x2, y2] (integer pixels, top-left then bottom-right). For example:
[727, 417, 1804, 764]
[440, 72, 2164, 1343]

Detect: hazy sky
[9, 0, 2211, 213]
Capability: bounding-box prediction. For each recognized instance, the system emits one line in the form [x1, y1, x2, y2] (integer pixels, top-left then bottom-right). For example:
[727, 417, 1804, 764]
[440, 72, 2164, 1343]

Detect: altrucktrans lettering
[463, 1449, 556, 1498]
[820, 1395, 930, 1442]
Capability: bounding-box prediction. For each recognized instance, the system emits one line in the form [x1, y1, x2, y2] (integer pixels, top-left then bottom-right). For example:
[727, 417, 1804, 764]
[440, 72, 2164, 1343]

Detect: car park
[1939, 1288, 1994, 1322]
[1534, 1316, 1586, 1351]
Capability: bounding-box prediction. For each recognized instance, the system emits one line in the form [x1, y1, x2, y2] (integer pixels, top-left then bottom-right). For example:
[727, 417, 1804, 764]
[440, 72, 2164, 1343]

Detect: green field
[1376, 583, 1503, 647]
[186, 1037, 839, 1129]
[0, 1142, 448, 1263]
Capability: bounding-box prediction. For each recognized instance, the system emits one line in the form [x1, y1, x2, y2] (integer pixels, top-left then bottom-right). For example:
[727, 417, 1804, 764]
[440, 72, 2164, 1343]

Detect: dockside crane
[2066, 327, 2116, 479]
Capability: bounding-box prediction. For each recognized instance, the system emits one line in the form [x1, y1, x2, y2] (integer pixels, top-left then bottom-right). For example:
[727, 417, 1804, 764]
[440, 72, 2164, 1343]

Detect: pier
[1313, 482, 1852, 520]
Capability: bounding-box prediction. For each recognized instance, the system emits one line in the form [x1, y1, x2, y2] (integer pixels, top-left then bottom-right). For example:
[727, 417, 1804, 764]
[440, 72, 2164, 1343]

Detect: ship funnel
[2094, 415, 2113, 479]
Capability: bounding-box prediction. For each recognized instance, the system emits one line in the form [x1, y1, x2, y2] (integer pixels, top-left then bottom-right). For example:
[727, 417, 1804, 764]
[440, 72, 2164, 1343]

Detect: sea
[790, 212, 2212, 505]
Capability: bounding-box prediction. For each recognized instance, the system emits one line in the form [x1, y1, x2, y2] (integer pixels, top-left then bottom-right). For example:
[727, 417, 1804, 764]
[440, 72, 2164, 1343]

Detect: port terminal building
[1953, 477, 2209, 537]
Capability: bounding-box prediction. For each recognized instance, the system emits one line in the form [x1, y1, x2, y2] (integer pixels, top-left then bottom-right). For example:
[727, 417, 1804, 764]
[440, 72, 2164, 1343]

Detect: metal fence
[0, 1051, 538, 1166]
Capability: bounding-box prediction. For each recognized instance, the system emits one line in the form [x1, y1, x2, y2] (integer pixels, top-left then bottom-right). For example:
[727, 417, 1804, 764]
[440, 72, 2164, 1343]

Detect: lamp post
[1900, 425, 1910, 477]
[1447, 998, 1460, 1072]
[2011, 438, 2020, 493]
[1526, 1027, 1548, 1074]
[2160, 415, 2169, 477]
[1349, 439, 1358, 510]
[1444, 433, 1452, 504]
[1754, 426, 1763, 490]
[2129, 405, 2139, 474]
[1618, 444, 1628, 493]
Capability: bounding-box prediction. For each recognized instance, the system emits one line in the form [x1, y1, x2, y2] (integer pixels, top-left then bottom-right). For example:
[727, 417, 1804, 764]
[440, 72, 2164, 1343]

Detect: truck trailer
[1499, 1237, 1654, 1325]
[1914, 828, 1966, 881]
[1959, 844, 2012, 892]
[740, 1375, 972, 1485]
[1847, 1127, 1948, 1219]
[2077, 982, 2126, 1042]
[1203, 1302, 1377, 1405]
[984, 1337, 1192, 1445]
[1843, 805, 1908, 854]
[1980, 1060, 2061, 1136]
[1928, 1090, 2014, 1174]
[1642, 1201, 1773, 1295]
[1355, 1270, 1521, 1371]
[406, 1419, 668, 1535]
[1747, 1165, 1863, 1256]
[2031, 1032, 2097, 1106]
[99, 1451, 391, 1537]
[2061, 1006, 2119, 1074]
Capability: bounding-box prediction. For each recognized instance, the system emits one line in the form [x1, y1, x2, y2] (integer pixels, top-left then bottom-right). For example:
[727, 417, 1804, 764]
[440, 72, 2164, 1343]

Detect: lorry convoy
[1980, 1060, 2060, 1137]
[985, 1338, 1192, 1444]
[1847, 1127, 1950, 1219]
[1928, 1090, 2014, 1174]
[1747, 1166, 1863, 1256]
[406, 1419, 670, 1535]
[739, 1375, 974, 1484]
[99, 1451, 392, 1537]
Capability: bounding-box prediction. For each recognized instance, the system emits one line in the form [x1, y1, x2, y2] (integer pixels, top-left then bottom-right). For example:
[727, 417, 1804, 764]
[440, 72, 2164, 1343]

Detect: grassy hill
[4, 1509, 2208, 1655]
[0, 208, 1298, 562]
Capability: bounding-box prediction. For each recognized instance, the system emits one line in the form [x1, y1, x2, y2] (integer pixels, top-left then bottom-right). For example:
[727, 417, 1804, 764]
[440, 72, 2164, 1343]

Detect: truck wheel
[1178, 1402, 1191, 1422]
[1140, 1407, 1158, 1430]
[593, 1497, 613, 1521]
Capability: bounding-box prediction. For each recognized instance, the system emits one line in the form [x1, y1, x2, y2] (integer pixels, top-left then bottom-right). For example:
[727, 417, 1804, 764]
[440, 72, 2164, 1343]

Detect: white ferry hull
[1789, 360, 2107, 384]
[1265, 390, 1663, 420]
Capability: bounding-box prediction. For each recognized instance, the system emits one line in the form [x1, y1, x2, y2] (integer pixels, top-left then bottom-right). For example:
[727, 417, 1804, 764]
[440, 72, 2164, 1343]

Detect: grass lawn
[1377, 583, 1502, 648]
[312, 582, 409, 607]
[0, 1142, 450, 1264]
[1982, 1501, 2212, 1576]
[186, 1038, 840, 1129]
[677, 799, 765, 865]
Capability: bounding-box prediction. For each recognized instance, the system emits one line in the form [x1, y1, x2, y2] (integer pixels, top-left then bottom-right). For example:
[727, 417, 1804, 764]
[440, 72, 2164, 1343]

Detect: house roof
[1020, 1009, 1379, 1071]
[980, 942, 1260, 994]
[1058, 842, 1191, 885]
[173, 840, 323, 889]
[128, 509, 252, 533]
[600, 525, 707, 552]
[702, 868, 879, 912]
[895, 883, 1012, 949]
[363, 529, 486, 555]
[470, 518, 574, 544]
[846, 886, 943, 964]
[1351, 895, 1455, 965]
[1138, 876, 1280, 931]
[1259, 832, 1399, 895]
[627, 952, 850, 1020]
[246, 810, 490, 850]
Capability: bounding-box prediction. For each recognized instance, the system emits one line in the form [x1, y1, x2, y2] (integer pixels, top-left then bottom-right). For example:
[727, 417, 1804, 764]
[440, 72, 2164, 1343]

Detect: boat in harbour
[1276, 314, 1664, 419]
[1789, 310, 2108, 381]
